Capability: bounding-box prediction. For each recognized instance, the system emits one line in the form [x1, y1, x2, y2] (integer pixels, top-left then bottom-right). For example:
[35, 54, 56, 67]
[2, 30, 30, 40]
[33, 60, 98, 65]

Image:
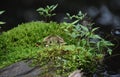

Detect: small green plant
[64, 11, 113, 55]
[65, 11, 86, 25]
[62, 11, 114, 75]
[37, 4, 58, 22]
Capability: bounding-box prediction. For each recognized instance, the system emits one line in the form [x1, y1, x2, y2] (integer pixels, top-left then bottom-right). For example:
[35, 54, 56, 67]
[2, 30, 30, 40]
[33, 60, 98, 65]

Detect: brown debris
[43, 35, 66, 46]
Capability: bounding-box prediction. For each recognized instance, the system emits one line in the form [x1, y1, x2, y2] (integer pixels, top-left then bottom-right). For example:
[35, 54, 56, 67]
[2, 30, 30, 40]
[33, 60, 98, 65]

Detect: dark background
[0, 0, 120, 32]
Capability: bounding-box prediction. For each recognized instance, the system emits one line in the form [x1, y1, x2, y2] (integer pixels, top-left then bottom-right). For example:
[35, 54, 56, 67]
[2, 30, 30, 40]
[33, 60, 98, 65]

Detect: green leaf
[50, 4, 58, 11]
[80, 39, 87, 46]
[90, 35, 102, 39]
[66, 13, 70, 17]
[75, 25, 80, 30]
[71, 32, 77, 38]
[37, 8, 44, 11]
[0, 21, 5, 24]
[79, 24, 89, 32]
[97, 42, 101, 51]
[0, 11, 4, 15]
[71, 20, 79, 25]
[107, 48, 112, 55]
[91, 27, 99, 32]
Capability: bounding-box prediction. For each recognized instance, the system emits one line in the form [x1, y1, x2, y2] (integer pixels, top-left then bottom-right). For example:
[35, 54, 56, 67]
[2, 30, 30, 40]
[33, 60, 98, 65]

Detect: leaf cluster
[64, 11, 114, 55]
[37, 4, 58, 22]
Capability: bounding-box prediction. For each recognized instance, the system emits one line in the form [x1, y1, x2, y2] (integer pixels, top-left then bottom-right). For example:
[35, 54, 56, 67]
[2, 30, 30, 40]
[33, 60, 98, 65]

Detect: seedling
[37, 4, 58, 22]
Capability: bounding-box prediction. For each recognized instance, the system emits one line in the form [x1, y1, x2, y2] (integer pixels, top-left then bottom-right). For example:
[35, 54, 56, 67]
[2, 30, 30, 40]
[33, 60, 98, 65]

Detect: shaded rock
[0, 61, 42, 77]
[93, 71, 120, 77]
[68, 70, 85, 77]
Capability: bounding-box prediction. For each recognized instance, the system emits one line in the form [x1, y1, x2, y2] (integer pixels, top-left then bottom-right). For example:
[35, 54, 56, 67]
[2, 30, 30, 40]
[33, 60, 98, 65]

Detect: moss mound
[0, 21, 70, 68]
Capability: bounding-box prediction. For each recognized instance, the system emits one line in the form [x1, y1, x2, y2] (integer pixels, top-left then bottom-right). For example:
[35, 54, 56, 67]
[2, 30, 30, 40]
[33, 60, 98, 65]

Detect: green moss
[0, 21, 70, 68]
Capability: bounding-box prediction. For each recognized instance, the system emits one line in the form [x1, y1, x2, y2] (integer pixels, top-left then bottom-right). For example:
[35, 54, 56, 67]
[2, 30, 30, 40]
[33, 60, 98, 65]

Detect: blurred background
[0, 0, 120, 75]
